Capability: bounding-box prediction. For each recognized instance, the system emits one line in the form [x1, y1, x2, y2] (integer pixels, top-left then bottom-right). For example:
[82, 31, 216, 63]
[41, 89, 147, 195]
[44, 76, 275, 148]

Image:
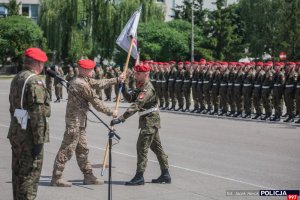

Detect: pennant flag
[116, 6, 142, 59]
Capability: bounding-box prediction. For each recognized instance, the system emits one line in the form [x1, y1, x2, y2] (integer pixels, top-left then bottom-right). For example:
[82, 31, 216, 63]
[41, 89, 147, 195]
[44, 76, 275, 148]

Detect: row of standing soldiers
[45, 65, 136, 102]
[149, 60, 300, 123]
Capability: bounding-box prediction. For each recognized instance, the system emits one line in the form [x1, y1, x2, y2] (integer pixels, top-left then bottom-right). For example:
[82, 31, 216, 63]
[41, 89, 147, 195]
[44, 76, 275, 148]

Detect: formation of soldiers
[147, 60, 300, 123]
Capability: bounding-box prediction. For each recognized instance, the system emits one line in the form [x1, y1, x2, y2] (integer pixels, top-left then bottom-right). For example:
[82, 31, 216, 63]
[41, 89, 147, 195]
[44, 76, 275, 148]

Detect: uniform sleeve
[119, 89, 153, 122]
[27, 79, 51, 144]
[80, 82, 113, 116]
[89, 77, 118, 90]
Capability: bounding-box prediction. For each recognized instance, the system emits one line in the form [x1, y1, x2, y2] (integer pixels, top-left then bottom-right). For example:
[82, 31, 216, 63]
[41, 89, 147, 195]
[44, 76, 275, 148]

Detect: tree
[0, 16, 47, 67]
[5, 0, 21, 16]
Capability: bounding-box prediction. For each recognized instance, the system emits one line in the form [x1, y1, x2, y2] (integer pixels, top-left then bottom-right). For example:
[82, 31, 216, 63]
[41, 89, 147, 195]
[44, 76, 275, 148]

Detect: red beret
[264, 62, 272, 67]
[199, 58, 206, 64]
[185, 61, 191, 65]
[25, 47, 48, 62]
[77, 59, 96, 69]
[178, 62, 183, 65]
[256, 62, 263, 66]
[169, 61, 176, 64]
[134, 64, 151, 72]
[287, 62, 296, 66]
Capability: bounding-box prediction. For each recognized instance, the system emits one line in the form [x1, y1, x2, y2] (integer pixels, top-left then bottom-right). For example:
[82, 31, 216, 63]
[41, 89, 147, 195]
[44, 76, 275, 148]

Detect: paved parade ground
[0, 79, 299, 200]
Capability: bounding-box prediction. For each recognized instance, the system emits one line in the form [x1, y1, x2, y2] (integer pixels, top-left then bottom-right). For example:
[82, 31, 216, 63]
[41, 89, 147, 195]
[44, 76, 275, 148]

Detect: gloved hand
[110, 118, 122, 126]
[32, 144, 44, 158]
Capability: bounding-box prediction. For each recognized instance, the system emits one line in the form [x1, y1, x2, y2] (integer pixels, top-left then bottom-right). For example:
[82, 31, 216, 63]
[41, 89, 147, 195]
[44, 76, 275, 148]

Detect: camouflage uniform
[284, 70, 298, 120]
[252, 69, 265, 119]
[104, 70, 114, 101]
[261, 70, 274, 119]
[162, 71, 169, 109]
[94, 68, 104, 100]
[202, 68, 213, 114]
[114, 68, 122, 100]
[197, 69, 205, 112]
[175, 69, 185, 110]
[242, 70, 254, 117]
[45, 72, 53, 101]
[8, 69, 51, 200]
[219, 70, 229, 115]
[227, 69, 236, 116]
[211, 69, 221, 114]
[191, 69, 199, 112]
[128, 68, 136, 91]
[156, 70, 165, 108]
[54, 71, 63, 101]
[167, 67, 177, 110]
[149, 70, 156, 92]
[233, 69, 244, 117]
[119, 80, 169, 173]
[272, 70, 285, 119]
[52, 76, 118, 182]
[182, 70, 192, 111]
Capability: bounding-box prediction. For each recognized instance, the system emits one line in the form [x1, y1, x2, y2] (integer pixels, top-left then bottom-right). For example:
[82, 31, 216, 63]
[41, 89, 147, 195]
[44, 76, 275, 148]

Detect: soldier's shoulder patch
[138, 92, 145, 99]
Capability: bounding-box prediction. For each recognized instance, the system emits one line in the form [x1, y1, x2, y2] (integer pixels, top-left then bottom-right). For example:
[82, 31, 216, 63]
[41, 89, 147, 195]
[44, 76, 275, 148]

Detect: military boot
[151, 169, 171, 184]
[175, 106, 183, 111]
[283, 117, 294, 123]
[83, 173, 104, 185]
[295, 118, 300, 124]
[252, 114, 261, 119]
[125, 172, 144, 186]
[51, 177, 72, 187]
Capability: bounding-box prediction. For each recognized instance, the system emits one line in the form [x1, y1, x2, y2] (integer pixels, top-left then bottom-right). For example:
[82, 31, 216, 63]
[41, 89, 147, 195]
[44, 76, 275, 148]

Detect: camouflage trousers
[162, 85, 169, 107]
[136, 126, 169, 172]
[242, 88, 253, 115]
[104, 86, 112, 100]
[219, 86, 228, 112]
[211, 87, 219, 112]
[296, 88, 300, 115]
[262, 89, 272, 116]
[234, 87, 243, 113]
[156, 86, 164, 107]
[183, 86, 191, 109]
[46, 84, 52, 101]
[203, 86, 212, 110]
[192, 84, 199, 109]
[284, 91, 296, 118]
[227, 87, 236, 113]
[10, 134, 44, 200]
[252, 90, 263, 115]
[52, 126, 92, 179]
[272, 90, 283, 117]
[168, 85, 176, 108]
[197, 84, 205, 110]
[95, 88, 103, 100]
[175, 84, 184, 108]
[55, 86, 62, 100]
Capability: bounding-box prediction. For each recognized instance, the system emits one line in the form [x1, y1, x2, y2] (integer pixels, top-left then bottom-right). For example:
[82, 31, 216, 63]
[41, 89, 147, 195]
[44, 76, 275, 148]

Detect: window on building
[157, 0, 164, 2]
[0, 6, 6, 16]
[22, 5, 29, 16]
[31, 5, 38, 18]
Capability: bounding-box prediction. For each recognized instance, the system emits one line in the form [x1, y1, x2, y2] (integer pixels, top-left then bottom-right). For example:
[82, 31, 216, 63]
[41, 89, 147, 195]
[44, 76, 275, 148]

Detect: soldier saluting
[111, 64, 171, 186]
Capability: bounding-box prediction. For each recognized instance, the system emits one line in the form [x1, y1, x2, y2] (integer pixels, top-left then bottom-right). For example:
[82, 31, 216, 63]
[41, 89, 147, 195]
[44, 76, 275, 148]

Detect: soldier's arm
[119, 89, 153, 122]
[81, 82, 114, 116]
[122, 84, 138, 103]
[89, 77, 118, 90]
[27, 78, 51, 144]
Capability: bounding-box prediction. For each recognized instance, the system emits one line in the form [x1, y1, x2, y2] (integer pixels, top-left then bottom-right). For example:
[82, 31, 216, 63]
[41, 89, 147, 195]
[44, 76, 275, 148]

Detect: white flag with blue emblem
[116, 6, 141, 59]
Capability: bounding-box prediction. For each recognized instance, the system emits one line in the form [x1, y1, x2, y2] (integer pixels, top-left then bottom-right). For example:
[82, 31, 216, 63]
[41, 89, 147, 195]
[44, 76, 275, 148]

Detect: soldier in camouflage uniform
[191, 62, 199, 113]
[182, 61, 192, 112]
[175, 62, 185, 111]
[197, 59, 206, 113]
[226, 62, 237, 116]
[283, 62, 298, 122]
[242, 63, 255, 118]
[210, 63, 221, 115]
[270, 62, 285, 121]
[233, 63, 244, 117]
[167, 61, 177, 110]
[219, 62, 229, 116]
[156, 63, 165, 108]
[111, 63, 170, 186]
[261, 62, 274, 120]
[162, 63, 170, 109]
[65, 66, 75, 83]
[58, 67, 64, 99]
[45, 66, 53, 101]
[202, 62, 213, 114]
[104, 65, 115, 101]
[252, 62, 265, 119]
[54, 65, 63, 103]
[149, 63, 157, 92]
[113, 66, 122, 101]
[51, 59, 125, 187]
[94, 66, 104, 100]
[8, 48, 50, 200]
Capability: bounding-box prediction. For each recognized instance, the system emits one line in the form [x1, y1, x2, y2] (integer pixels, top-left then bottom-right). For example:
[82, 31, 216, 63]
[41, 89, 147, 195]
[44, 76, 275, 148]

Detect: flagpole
[101, 37, 135, 176]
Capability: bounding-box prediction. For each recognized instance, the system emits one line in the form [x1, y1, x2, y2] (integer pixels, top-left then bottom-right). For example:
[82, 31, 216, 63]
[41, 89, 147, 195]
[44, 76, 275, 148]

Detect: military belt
[151, 79, 156, 82]
[274, 84, 282, 87]
[297, 85, 300, 88]
[254, 85, 261, 87]
[262, 86, 270, 89]
[220, 84, 227, 86]
[234, 84, 241, 86]
[156, 80, 162, 83]
[192, 81, 197, 83]
[138, 106, 159, 117]
[285, 85, 294, 88]
[168, 79, 174, 81]
[213, 83, 218, 86]
[243, 84, 252, 87]
[161, 81, 166, 83]
[184, 80, 190, 83]
[228, 83, 233, 86]
[176, 80, 182, 82]
[203, 81, 210, 83]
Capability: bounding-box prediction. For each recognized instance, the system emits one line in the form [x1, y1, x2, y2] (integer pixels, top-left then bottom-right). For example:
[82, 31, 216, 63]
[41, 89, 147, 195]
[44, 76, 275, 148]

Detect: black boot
[283, 117, 294, 122]
[151, 169, 171, 184]
[295, 118, 300, 124]
[175, 107, 182, 111]
[282, 113, 288, 117]
[191, 108, 198, 113]
[169, 105, 175, 111]
[270, 116, 280, 121]
[252, 114, 260, 119]
[125, 172, 144, 186]
[261, 115, 270, 120]
[54, 98, 60, 103]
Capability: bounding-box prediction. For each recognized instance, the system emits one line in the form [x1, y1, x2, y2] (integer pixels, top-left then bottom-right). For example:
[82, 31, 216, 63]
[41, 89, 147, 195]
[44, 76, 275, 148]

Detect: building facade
[0, 0, 40, 22]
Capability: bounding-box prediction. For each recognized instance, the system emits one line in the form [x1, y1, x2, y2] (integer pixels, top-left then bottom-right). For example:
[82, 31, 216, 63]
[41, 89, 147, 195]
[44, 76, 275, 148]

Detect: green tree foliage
[0, 16, 47, 66]
[5, 0, 21, 16]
